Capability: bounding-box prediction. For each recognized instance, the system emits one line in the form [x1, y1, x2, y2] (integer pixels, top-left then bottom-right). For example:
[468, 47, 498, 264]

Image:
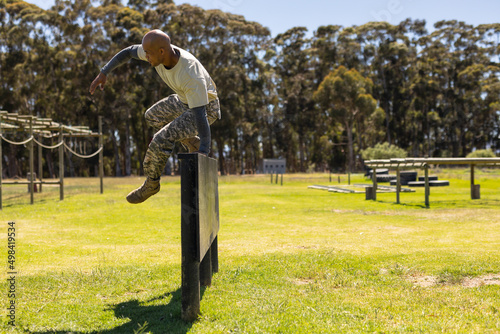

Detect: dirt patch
[330, 209, 402, 216]
[293, 245, 319, 249]
[292, 278, 315, 285]
[461, 274, 500, 287]
[410, 275, 438, 287]
[409, 274, 500, 288]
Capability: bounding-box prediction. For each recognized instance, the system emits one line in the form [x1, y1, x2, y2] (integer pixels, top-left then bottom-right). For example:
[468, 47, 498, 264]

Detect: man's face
[142, 42, 163, 67]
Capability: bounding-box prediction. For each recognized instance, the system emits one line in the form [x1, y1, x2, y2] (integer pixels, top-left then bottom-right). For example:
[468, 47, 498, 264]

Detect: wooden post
[59, 126, 64, 200]
[29, 117, 34, 204]
[372, 168, 377, 201]
[0, 114, 3, 210]
[424, 164, 430, 208]
[99, 116, 104, 194]
[472, 184, 480, 199]
[471, 164, 481, 199]
[180, 155, 200, 322]
[211, 236, 219, 273]
[179, 153, 219, 322]
[396, 166, 401, 204]
[470, 164, 474, 191]
[38, 134, 43, 193]
[199, 247, 212, 287]
[280, 173, 283, 186]
[365, 186, 374, 200]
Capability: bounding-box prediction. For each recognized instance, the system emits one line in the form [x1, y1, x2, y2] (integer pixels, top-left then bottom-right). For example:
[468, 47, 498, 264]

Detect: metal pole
[59, 126, 64, 200]
[29, 117, 34, 205]
[372, 168, 377, 201]
[99, 116, 103, 194]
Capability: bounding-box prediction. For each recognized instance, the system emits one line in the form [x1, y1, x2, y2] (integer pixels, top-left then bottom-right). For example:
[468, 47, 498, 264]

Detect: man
[90, 29, 220, 204]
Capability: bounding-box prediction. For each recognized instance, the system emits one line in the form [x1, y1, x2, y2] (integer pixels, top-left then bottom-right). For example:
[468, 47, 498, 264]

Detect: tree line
[1, 0, 499, 178]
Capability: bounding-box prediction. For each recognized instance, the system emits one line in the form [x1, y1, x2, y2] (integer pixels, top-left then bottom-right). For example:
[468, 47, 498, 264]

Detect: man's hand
[89, 72, 107, 95]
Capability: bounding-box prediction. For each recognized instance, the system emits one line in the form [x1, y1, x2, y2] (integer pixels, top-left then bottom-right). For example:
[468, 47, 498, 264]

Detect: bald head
[142, 29, 171, 49]
[142, 30, 179, 68]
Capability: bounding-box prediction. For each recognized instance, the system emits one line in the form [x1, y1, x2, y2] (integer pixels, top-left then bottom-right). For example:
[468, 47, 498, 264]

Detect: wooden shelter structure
[0, 111, 104, 209]
[365, 157, 500, 207]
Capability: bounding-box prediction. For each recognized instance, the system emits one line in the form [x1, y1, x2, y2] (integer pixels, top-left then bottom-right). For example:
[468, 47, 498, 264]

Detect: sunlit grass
[0, 169, 499, 333]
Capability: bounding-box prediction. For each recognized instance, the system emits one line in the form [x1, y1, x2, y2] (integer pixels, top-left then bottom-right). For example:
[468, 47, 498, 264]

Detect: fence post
[38, 134, 43, 193]
[59, 126, 64, 200]
[371, 168, 377, 201]
[424, 164, 430, 208]
[0, 114, 3, 210]
[29, 117, 34, 204]
[396, 166, 401, 204]
[99, 116, 104, 194]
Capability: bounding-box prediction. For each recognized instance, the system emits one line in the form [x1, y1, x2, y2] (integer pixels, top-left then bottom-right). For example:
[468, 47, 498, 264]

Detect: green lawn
[0, 169, 499, 333]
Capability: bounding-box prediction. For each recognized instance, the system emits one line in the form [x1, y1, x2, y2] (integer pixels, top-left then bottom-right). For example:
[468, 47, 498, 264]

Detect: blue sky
[29, 0, 500, 37]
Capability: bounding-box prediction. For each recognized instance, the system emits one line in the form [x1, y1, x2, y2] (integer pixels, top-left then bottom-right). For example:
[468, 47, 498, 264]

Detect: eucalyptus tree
[421, 20, 500, 156]
[314, 66, 377, 173]
[356, 20, 420, 148]
[273, 27, 317, 172]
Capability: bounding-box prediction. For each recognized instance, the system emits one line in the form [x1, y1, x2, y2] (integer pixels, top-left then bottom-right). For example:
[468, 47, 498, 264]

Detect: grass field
[0, 169, 499, 333]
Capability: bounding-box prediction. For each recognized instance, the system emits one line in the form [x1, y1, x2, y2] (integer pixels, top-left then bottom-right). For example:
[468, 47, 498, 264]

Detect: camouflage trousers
[143, 94, 220, 179]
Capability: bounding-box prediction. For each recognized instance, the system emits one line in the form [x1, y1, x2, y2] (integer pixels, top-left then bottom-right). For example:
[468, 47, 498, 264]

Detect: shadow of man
[32, 287, 206, 334]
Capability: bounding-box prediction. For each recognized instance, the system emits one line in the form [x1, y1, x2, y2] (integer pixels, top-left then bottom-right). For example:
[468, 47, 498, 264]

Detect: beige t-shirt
[137, 45, 217, 108]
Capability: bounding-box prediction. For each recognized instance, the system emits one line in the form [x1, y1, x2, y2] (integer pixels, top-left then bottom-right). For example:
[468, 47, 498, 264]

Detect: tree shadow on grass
[32, 287, 205, 334]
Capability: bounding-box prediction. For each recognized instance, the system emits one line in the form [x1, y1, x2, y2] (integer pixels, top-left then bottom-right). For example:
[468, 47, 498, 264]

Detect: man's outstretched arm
[89, 45, 141, 94]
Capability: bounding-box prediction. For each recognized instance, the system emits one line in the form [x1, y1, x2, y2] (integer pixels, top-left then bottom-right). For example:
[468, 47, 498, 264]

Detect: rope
[0, 134, 102, 159]
[63, 142, 102, 158]
[1, 134, 102, 158]
[32, 137, 64, 149]
[0, 135, 33, 145]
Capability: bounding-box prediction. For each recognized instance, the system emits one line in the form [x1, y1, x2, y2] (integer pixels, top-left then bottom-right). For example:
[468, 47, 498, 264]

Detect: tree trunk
[216, 138, 225, 175]
[7, 144, 20, 178]
[111, 130, 122, 177]
[346, 120, 354, 174]
[299, 136, 305, 172]
[379, 64, 392, 145]
[124, 120, 132, 176]
[45, 151, 54, 178]
[66, 150, 75, 177]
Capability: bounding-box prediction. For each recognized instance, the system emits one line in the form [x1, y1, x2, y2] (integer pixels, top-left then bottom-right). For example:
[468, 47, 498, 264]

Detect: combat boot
[126, 178, 160, 204]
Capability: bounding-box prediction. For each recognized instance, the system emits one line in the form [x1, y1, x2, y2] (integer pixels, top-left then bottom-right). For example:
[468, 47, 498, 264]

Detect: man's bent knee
[143, 137, 174, 179]
[144, 107, 160, 128]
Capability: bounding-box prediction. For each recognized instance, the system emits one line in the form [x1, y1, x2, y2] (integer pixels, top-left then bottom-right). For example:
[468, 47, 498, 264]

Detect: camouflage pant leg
[143, 96, 221, 179]
[144, 95, 187, 133]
